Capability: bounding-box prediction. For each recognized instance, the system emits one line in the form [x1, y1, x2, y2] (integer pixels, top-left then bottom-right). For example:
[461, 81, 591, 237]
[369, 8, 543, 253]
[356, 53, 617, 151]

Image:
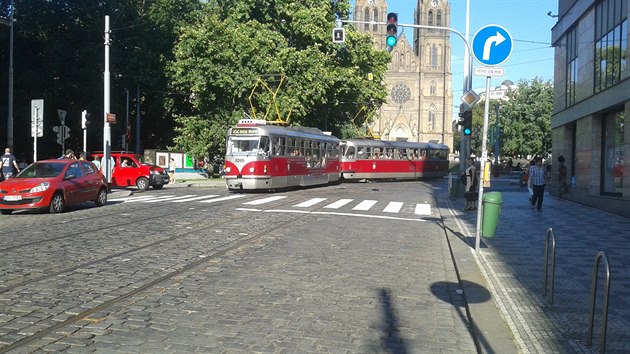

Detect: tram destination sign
[232, 128, 259, 135]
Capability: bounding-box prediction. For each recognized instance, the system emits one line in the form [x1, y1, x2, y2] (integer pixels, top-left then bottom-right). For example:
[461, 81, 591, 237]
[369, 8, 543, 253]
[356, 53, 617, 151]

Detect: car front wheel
[49, 193, 65, 213]
[136, 177, 149, 191]
[95, 187, 108, 206]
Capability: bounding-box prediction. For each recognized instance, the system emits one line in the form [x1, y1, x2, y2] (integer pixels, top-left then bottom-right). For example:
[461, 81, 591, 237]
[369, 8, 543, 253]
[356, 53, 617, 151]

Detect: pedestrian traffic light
[458, 110, 473, 136]
[386, 13, 398, 51]
[81, 110, 91, 129]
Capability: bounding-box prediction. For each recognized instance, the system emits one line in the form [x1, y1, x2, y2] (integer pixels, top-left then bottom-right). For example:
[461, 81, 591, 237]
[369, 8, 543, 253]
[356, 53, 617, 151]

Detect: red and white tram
[224, 119, 341, 191]
[339, 139, 449, 180]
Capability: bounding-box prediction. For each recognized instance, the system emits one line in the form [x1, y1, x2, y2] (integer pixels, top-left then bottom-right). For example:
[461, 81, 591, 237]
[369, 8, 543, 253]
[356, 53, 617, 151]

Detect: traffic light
[458, 110, 472, 136]
[81, 110, 92, 129]
[386, 13, 398, 51]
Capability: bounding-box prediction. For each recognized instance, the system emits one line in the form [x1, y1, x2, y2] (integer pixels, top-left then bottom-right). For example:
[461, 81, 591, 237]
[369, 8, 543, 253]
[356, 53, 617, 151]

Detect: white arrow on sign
[483, 32, 506, 61]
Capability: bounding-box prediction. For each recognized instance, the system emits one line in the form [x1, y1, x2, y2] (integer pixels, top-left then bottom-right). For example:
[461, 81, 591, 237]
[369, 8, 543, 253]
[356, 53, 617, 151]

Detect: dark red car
[0, 159, 108, 214]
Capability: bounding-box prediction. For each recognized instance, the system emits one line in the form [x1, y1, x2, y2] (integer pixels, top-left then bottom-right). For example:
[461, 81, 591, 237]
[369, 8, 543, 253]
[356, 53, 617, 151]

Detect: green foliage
[168, 0, 390, 157]
[466, 78, 553, 158]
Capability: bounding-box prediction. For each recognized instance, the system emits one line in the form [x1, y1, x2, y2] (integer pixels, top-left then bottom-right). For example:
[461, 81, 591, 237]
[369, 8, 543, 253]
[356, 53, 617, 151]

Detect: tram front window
[227, 137, 270, 156]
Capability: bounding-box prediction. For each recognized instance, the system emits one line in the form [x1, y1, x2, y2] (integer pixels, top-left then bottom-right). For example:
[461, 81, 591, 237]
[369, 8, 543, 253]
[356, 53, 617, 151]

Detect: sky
[351, 0, 558, 100]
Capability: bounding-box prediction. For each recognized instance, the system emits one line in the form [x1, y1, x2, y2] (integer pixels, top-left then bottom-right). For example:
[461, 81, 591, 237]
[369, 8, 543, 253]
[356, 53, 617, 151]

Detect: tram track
[0, 194, 327, 353]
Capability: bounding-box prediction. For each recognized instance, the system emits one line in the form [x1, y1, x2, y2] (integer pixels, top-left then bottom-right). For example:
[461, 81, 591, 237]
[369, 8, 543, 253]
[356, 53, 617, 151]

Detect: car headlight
[150, 170, 161, 175]
[30, 182, 50, 193]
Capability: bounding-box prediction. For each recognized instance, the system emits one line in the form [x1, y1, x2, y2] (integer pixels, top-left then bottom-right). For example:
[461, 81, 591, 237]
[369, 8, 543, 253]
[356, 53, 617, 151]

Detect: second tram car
[339, 139, 449, 180]
[224, 120, 341, 191]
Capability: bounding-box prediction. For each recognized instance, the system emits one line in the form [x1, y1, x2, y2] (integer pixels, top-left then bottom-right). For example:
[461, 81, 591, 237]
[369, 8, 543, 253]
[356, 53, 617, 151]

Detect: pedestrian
[464, 157, 478, 211]
[92, 156, 101, 171]
[558, 155, 568, 196]
[59, 149, 75, 159]
[168, 158, 176, 184]
[2, 148, 21, 180]
[528, 156, 546, 211]
[526, 159, 535, 202]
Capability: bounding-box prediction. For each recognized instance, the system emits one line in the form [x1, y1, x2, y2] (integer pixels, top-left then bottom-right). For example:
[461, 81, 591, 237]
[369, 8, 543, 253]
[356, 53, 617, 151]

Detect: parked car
[91, 152, 169, 191]
[0, 159, 108, 214]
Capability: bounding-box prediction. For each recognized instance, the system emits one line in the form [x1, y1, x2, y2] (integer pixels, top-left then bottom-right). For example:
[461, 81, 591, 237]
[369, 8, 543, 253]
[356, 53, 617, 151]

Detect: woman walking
[464, 158, 478, 211]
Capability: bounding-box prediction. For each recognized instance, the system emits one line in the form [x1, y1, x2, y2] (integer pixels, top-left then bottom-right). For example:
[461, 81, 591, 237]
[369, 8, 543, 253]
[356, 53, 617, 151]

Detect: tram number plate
[234, 159, 245, 163]
[3, 195, 22, 201]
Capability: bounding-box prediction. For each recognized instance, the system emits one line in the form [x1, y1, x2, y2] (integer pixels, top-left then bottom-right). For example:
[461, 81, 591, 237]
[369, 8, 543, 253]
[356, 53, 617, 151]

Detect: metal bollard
[543, 228, 556, 306]
[586, 251, 611, 353]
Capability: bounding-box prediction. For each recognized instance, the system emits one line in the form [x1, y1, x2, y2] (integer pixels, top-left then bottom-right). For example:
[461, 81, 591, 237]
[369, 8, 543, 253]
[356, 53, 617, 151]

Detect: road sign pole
[474, 75, 493, 251]
[33, 111, 37, 163]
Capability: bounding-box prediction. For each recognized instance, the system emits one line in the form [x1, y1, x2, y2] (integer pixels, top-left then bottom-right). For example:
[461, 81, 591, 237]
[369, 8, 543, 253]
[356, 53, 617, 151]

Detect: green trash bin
[482, 192, 503, 238]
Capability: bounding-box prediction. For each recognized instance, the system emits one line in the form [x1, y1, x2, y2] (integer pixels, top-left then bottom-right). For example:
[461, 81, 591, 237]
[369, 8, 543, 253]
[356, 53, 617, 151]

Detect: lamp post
[0, 0, 14, 150]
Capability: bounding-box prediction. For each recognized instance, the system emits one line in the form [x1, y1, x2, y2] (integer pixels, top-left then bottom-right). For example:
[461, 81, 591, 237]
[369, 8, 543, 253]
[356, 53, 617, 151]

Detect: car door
[80, 161, 101, 200]
[62, 162, 86, 204]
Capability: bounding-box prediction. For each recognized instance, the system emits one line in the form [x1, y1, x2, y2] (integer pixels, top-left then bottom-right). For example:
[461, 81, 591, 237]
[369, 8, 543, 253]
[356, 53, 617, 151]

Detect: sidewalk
[108, 178, 226, 199]
[445, 181, 630, 353]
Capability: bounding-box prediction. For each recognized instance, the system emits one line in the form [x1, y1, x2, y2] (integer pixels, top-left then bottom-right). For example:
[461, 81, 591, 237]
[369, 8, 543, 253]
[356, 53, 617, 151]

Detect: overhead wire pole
[460, 0, 471, 177]
[103, 16, 112, 183]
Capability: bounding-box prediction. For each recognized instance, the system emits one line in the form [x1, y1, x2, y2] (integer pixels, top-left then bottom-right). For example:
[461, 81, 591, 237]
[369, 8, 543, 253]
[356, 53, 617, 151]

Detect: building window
[436, 11, 442, 27]
[373, 9, 379, 32]
[594, 0, 628, 93]
[428, 11, 434, 27]
[431, 44, 437, 67]
[430, 81, 437, 95]
[364, 8, 370, 31]
[601, 109, 624, 196]
[566, 26, 578, 106]
[428, 105, 436, 131]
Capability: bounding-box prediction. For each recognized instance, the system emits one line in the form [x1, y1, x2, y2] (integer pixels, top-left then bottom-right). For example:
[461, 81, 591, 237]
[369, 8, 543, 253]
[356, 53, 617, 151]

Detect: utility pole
[103, 16, 112, 183]
[7, 0, 14, 150]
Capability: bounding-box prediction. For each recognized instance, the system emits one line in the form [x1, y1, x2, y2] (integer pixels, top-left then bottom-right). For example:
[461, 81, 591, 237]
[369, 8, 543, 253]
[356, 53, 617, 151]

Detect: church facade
[354, 0, 453, 152]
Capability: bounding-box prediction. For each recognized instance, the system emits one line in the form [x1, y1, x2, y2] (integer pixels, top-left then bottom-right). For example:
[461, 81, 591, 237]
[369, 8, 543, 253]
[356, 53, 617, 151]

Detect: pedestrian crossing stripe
[111, 194, 431, 216]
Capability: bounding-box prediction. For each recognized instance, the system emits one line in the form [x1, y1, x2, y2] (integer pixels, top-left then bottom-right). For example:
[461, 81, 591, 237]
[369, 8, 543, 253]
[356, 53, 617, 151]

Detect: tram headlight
[264, 165, 268, 173]
[225, 167, 231, 173]
[249, 167, 255, 173]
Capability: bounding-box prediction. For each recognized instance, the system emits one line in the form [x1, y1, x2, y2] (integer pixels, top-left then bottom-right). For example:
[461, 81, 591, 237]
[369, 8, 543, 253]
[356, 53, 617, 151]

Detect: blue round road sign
[472, 25, 513, 66]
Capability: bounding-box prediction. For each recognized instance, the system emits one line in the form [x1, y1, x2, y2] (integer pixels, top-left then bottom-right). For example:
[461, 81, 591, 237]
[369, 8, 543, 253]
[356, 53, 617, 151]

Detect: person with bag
[464, 157, 478, 211]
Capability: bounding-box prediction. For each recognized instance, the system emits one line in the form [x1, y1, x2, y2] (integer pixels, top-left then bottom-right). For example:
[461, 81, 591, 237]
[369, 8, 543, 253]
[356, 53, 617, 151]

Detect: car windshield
[16, 162, 66, 178]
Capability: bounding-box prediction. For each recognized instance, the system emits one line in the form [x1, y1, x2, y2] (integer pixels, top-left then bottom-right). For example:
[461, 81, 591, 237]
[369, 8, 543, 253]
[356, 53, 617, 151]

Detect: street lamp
[0, 0, 14, 150]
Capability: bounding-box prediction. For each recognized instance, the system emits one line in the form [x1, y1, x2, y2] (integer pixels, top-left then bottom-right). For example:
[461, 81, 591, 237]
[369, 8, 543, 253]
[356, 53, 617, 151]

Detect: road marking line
[113, 195, 175, 203]
[198, 195, 247, 203]
[170, 195, 219, 203]
[294, 198, 327, 208]
[324, 199, 353, 209]
[353, 200, 377, 211]
[414, 203, 431, 215]
[144, 195, 196, 203]
[262, 209, 425, 222]
[242, 196, 287, 205]
[383, 201, 404, 213]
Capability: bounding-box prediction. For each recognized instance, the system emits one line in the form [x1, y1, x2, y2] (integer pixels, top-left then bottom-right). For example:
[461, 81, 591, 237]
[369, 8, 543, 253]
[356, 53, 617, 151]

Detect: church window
[431, 44, 437, 67]
[428, 105, 436, 131]
[364, 8, 370, 30]
[436, 11, 442, 26]
[373, 9, 379, 31]
[430, 81, 437, 95]
[428, 11, 434, 26]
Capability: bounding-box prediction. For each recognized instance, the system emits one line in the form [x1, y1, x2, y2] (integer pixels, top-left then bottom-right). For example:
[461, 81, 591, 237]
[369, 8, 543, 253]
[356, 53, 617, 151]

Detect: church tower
[353, 0, 453, 152]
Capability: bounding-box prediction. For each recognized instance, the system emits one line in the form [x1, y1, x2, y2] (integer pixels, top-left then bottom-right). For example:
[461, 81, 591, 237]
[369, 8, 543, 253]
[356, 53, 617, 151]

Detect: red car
[91, 152, 169, 191]
[0, 159, 108, 215]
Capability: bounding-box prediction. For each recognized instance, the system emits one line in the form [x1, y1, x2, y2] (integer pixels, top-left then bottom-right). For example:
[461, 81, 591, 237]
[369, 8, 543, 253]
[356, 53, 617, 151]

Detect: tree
[167, 0, 390, 158]
[461, 78, 553, 159]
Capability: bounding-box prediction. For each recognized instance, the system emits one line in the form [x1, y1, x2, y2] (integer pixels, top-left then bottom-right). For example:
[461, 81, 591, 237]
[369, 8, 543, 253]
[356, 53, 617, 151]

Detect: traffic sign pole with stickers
[31, 99, 44, 162]
[471, 24, 513, 250]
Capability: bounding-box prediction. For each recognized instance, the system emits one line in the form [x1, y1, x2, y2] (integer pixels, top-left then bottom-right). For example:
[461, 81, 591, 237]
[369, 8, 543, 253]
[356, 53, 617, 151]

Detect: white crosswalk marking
[198, 195, 246, 203]
[242, 196, 287, 205]
[414, 203, 431, 215]
[324, 199, 353, 209]
[353, 200, 377, 211]
[170, 195, 219, 203]
[116, 195, 175, 203]
[383, 201, 404, 213]
[144, 195, 196, 203]
[294, 198, 327, 208]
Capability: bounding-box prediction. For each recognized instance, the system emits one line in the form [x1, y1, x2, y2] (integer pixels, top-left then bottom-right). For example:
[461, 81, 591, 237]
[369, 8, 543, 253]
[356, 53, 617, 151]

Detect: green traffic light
[464, 128, 471, 136]
[386, 35, 397, 47]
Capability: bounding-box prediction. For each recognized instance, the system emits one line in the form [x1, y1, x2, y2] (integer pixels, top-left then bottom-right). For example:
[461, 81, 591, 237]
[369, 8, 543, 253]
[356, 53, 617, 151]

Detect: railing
[542, 228, 556, 306]
[586, 251, 611, 353]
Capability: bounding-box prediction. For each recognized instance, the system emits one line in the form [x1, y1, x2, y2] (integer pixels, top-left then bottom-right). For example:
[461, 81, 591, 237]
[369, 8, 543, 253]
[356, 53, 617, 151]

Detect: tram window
[399, 149, 408, 159]
[259, 136, 270, 156]
[344, 146, 355, 158]
[384, 148, 394, 159]
[227, 137, 260, 156]
[272, 137, 285, 156]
